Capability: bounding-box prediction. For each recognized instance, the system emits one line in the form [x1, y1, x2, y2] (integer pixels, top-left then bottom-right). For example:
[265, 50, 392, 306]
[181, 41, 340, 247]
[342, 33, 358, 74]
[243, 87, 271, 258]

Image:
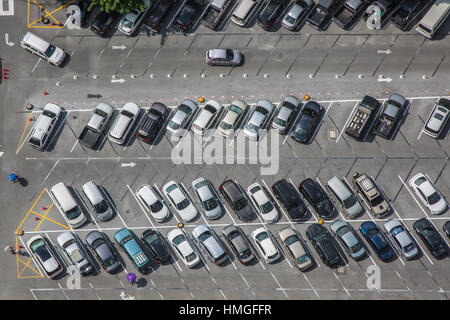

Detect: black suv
[219, 180, 255, 221]
[137, 102, 168, 143]
[173, 0, 204, 32]
[145, 0, 176, 32]
[90, 10, 120, 36]
[141, 229, 171, 264]
[256, 0, 288, 30]
[299, 178, 335, 219]
[73, 0, 94, 28]
[271, 179, 307, 220]
[413, 218, 447, 258]
[306, 224, 340, 266]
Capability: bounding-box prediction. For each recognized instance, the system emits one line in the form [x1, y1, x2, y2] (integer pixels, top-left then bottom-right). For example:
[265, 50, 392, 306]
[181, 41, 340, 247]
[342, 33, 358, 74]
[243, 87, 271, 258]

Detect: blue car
[360, 221, 393, 261]
[114, 228, 151, 273]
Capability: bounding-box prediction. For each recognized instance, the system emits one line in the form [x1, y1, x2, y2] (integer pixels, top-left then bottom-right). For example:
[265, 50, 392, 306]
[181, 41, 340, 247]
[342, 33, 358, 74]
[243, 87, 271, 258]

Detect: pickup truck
[201, 0, 232, 30]
[333, 0, 366, 30]
[114, 228, 152, 274]
[78, 103, 114, 149]
[345, 95, 381, 141]
[390, 0, 429, 30]
[373, 93, 408, 139]
[307, 0, 337, 30]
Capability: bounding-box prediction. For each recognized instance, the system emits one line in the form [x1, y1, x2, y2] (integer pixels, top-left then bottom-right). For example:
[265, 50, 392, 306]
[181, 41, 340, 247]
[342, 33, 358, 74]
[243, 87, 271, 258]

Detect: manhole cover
[328, 129, 338, 140]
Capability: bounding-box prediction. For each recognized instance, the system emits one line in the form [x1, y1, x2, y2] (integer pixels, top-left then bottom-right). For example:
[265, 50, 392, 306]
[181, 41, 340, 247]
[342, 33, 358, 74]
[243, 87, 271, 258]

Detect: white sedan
[167, 228, 200, 268]
[243, 99, 274, 141]
[251, 227, 281, 263]
[136, 185, 170, 222]
[408, 173, 448, 215]
[384, 219, 419, 260]
[247, 182, 279, 223]
[163, 181, 198, 222]
[191, 100, 221, 136]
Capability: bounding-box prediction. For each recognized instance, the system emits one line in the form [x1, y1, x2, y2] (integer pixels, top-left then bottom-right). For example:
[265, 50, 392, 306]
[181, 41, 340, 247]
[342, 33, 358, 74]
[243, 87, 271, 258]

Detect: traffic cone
[34, 217, 40, 221]
[18, 245, 23, 250]
[42, 206, 47, 211]
[43, 91, 48, 96]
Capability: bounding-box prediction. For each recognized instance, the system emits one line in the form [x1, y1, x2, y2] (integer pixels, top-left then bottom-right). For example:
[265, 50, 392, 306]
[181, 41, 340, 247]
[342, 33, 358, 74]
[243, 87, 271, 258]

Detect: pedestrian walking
[4, 246, 16, 255]
[8, 173, 20, 184]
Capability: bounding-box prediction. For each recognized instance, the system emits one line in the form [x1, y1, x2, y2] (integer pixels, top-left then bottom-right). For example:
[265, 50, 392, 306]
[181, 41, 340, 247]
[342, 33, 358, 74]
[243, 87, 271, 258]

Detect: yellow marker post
[318, 218, 324, 225]
[304, 94, 311, 101]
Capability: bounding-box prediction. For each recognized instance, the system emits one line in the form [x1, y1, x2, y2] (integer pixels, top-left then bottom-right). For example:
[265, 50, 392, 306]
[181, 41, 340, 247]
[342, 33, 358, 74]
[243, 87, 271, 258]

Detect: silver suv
[192, 225, 228, 265]
[28, 103, 62, 151]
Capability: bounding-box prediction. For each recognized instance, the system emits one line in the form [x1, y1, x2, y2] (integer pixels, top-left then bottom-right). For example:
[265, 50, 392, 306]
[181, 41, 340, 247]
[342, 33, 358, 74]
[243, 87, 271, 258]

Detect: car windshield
[94, 200, 109, 214]
[44, 45, 56, 58]
[427, 192, 441, 205]
[226, 49, 234, 61]
[104, 256, 117, 267]
[246, 123, 259, 133]
[145, 233, 159, 244]
[274, 117, 286, 126]
[433, 113, 444, 121]
[29, 137, 41, 147]
[297, 254, 310, 264]
[91, 238, 104, 249]
[205, 104, 217, 114]
[172, 234, 185, 246]
[150, 200, 163, 212]
[256, 106, 269, 115]
[404, 243, 415, 253]
[285, 15, 296, 24]
[119, 235, 133, 246]
[122, 18, 133, 28]
[343, 195, 357, 208]
[168, 120, 180, 130]
[230, 105, 243, 115]
[317, 198, 328, 208]
[177, 199, 190, 210]
[220, 121, 232, 130]
[234, 197, 247, 210]
[336, 225, 351, 237]
[121, 110, 134, 118]
[198, 231, 211, 242]
[294, 123, 307, 136]
[35, 246, 51, 261]
[260, 201, 274, 214]
[179, 104, 192, 115]
[42, 110, 56, 118]
[370, 195, 384, 207]
[350, 242, 363, 254]
[284, 235, 298, 246]
[66, 206, 82, 220]
[62, 238, 76, 249]
[186, 252, 197, 262]
[204, 198, 218, 211]
[390, 226, 404, 237]
[95, 109, 107, 117]
[166, 184, 178, 193]
[256, 232, 269, 242]
[240, 248, 252, 259]
[30, 239, 46, 252]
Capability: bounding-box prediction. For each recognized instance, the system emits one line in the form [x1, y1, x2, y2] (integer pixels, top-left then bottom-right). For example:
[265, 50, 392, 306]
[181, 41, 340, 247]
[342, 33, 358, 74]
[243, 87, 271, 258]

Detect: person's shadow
[19, 177, 28, 187]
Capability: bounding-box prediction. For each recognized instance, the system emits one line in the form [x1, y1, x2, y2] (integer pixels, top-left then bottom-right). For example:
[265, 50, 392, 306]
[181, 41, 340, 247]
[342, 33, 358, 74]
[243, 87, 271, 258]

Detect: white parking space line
[70, 140, 79, 153]
[57, 283, 70, 300]
[270, 271, 289, 298]
[31, 58, 42, 73]
[302, 273, 320, 298]
[332, 272, 351, 297]
[336, 100, 360, 143]
[40, 160, 60, 187]
[103, 189, 129, 229]
[324, 102, 334, 116]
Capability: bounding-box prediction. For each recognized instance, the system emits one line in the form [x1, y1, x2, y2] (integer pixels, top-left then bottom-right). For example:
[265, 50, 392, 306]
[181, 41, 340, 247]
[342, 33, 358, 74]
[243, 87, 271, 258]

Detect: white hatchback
[163, 181, 198, 222]
[136, 185, 170, 222]
[108, 102, 140, 145]
[247, 182, 279, 223]
[191, 100, 221, 135]
[251, 227, 281, 263]
[408, 173, 448, 215]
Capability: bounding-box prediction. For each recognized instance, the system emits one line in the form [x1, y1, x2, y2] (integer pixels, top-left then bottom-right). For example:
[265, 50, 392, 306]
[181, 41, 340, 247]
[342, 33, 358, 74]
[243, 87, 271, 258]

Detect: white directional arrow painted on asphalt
[378, 75, 392, 83]
[120, 291, 135, 300]
[121, 162, 136, 168]
[4, 33, 14, 47]
[112, 45, 127, 50]
[377, 49, 392, 55]
[0, 152, 4, 158]
[111, 78, 126, 84]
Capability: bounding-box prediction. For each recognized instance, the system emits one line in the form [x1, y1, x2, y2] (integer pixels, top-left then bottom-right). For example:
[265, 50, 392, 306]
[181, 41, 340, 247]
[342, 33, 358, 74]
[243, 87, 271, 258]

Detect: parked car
[173, 0, 204, 32]
[206, 49, 242, 66]
[307, 0, 338, 30]
[219, 180, 255, 221]
[141, 229, 171, 264]
[326, 176, 363, 219]
[423, 98, 450, 139]
[28, 103, 62, 151]
[251, 227, 281, 263]
[85, 230, 120, 273]
[243, 99, 274, 141]
[359, 221, 394, 261]
[114, 228, 152, 273]
[217, 100, 248, 138]
[352, 172, 390, 218]
[282, 0, 314, 30]
[136, 184, 171, 222]
[162, 181, 198, 222]
[108, 102, 140, 145]
[191, 100, 222, 135]
[192, 177, 222, 220]
[345, 95, 381, 141]
[384, 219, 419, 259]
[271, 95, 300, 134]
[50, 182, 87, 229]
[167, 228, 201, 268]
[256, 0, 288, 30]
[306, 224, 340, 266]
[57, 231, 93, 275]
[90, 11, 120, 36]
[78, 103, 114, 149]
[291, 100, 323, 144]
[27, 235, 64, 279]
[278, 227, 313, 270]
[118, 0, 151, 35]
[145, 0, 176, 32]
[299, 178, 336, 219]
[408, 173, 448, 215]
[230, 0, 263, 27]
[390, 0, 429, 30]
[247, 182, 279, 223]
[74, 0, 94, 28]
[201, 0, 233, 30]
[330, 220, 365, 260]
[373, 93, 408, 139]
[222, 225, 255, 264]
[167, 99, 198, 137]
[271, 179, 307, 220]
[192, 225, 228, 265]
[81, 181, 113, 222]
[444, 221, 450, 238]
[136, 102, 169, 143]
[333, 0, 367, 30]
[413, 218, 447, 258]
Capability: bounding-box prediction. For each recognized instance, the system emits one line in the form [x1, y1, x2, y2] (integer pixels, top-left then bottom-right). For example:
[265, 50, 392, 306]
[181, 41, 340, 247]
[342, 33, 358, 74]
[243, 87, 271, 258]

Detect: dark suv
[256, 0, 288, 30]
[299, 178, 335, 219]
[137, 102, 168, 143]
[306, 224, 340, 266]
[219, 180, 255, 221]
[271, 179, 307, 220]
[173, 0, 204, 32]
[141, 229, 171, 264]
[145, 0, 176, 32]
[90, 10, 120, 36]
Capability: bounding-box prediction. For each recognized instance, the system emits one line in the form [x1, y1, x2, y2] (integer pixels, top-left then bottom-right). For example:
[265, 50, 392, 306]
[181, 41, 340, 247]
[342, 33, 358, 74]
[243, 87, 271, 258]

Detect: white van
[326, 176, 364, 219]
[415, 0, 450, 39]
[231, 0, 261, 27]
[51, 182, 87, 228]
[21, 32, 66, 66]
[81, 181, 113, 221]
[28, 103, 62, 151]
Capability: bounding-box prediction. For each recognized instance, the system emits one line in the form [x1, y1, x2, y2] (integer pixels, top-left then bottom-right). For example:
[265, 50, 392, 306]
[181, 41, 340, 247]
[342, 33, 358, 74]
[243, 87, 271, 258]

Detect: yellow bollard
[304, 94, 310, 101]
[318, 219, 324, 225]
[178, 223, 184, 228]
[198, 96, 205, 103]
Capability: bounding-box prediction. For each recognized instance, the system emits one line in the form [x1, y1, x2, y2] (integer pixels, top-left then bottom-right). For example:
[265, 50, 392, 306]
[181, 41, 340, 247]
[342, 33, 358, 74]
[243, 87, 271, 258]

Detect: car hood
[43, 256, 60, 273]
[178, 203, 197, 221]
[260, 238, 277, 257]
[110, 115, 132, 138]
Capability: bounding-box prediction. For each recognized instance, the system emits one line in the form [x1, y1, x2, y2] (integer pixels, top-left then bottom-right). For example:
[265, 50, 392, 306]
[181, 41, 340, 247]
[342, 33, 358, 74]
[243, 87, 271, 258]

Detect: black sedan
[145, 0, 176, 33]
[413, 218, 447, 258]
[306, 224, 340, 266]
[90, 11, 120, 36]
[390, 0, 428, 30]
[359, 221, 394, 261]
[137, 102, 169, 144]
[141, 229, 171, 264]
[173, 0, 204, 32]
[271, 179, 307, 220]
[299, 178, 335, 219]
[256, 0, 288, 30]
[291, 101, 323, 144]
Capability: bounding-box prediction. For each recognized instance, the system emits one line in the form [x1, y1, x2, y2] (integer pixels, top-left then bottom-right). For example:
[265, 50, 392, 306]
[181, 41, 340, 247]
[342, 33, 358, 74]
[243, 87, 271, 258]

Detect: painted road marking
[0, 0, 14, 15]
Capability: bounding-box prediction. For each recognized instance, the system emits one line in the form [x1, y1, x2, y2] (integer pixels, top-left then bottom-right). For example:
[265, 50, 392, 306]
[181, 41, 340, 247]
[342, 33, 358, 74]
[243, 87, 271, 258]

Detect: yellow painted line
[16, 112, 33, 155]
[34, 203, 54, 231]
[31, 210, 70, 230]
[29, 0, 75, 26]
[18, 257, 42, 278]
[28, 25, 63, 28]
[27, 0, 30, 26]
[20, 275, 44, 279]
[31, 0, 60, 24]
[15, 189, 46, 234]
[16, 237, 20, 278]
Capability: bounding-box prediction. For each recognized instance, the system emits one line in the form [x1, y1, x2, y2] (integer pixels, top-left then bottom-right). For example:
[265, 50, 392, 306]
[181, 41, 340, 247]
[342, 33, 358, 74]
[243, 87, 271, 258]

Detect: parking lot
[0, 0, 449, 301]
